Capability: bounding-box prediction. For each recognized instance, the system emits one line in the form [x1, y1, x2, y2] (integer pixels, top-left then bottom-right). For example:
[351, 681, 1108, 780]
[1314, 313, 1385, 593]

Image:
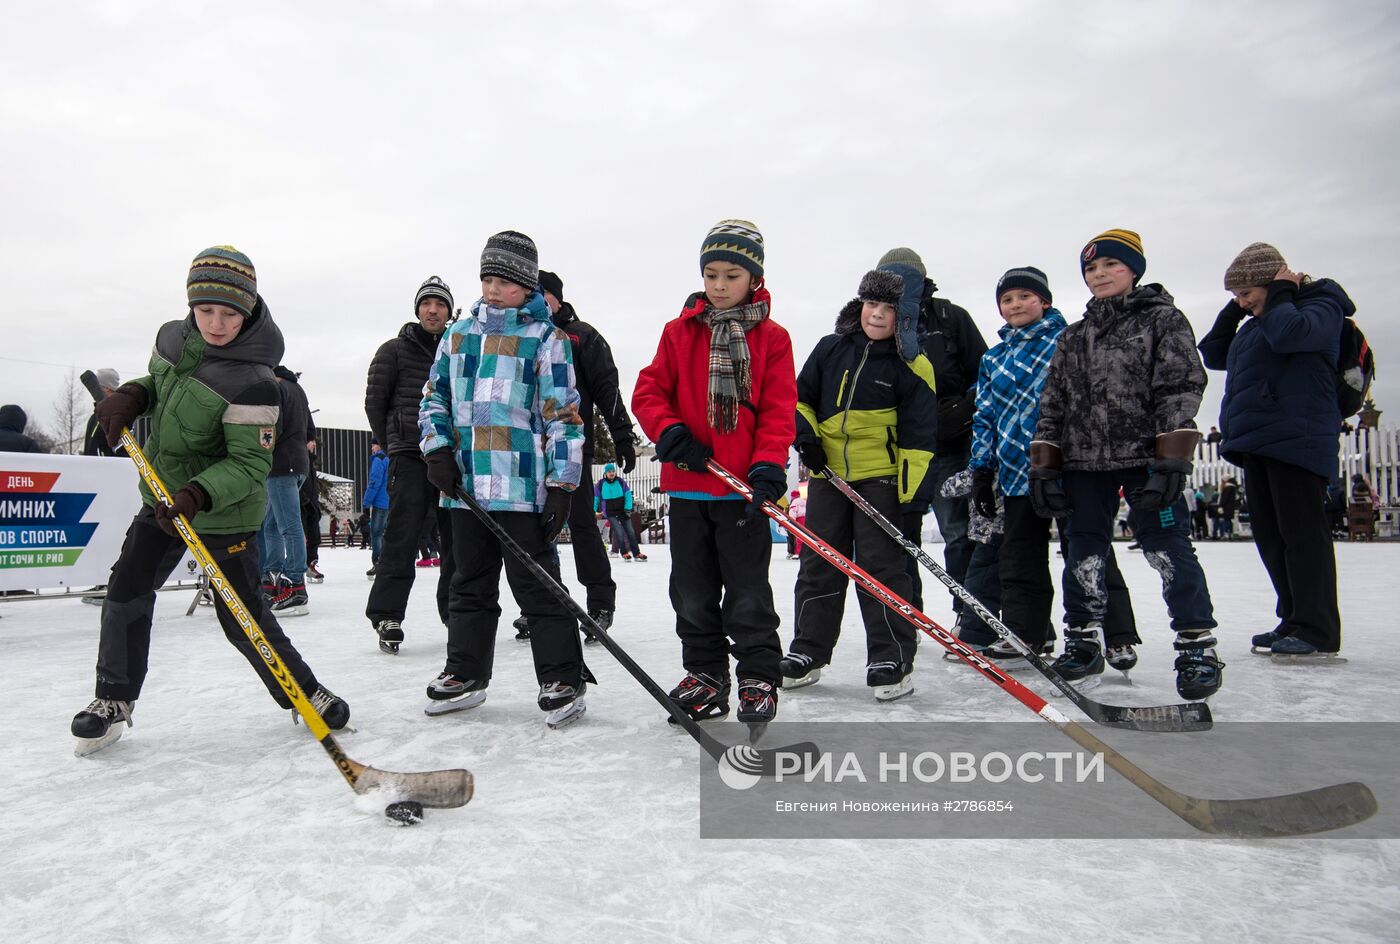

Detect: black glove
[795, 437, 827, 474]
[95, 383, 148, 450]
[425, 449, 459, 495]
[970, 468, 997, 519]
[1132, 459, 1191, 512]
[153, 483, 209, 536]
[655, 423, 712, 473]
[744, 462, 787, 524]
[1029, 469, 1070, 519]
[613, 433, 638, 475]
[540, 487, 572, 543]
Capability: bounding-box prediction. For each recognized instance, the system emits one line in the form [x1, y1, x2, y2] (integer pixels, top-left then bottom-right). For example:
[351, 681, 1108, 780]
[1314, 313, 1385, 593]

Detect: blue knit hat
[700, 220, 764, 279]
[1080, 229, 1146, 281]
[604, 462, 617, 473]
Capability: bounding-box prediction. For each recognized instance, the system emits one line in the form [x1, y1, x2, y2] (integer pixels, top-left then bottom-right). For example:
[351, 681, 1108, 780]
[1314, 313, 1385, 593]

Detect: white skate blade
[73, 727, 126, 757]
[1251, 646, 1276, 655]
[378, 640, 401, 655]
[424, 691, 488, 716]
[545, 697, 586, 729]
[1271, 652, 1348, 665]
[1047, 674, 1103, 697]
[274, 604, 309, 618]
[305, 576, 324, 584]
[873, 677, 914, 702]
[780, 667, 820, 690]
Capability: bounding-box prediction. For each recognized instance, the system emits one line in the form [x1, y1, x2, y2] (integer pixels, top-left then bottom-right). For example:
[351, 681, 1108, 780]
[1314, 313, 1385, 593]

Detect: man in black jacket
[523, 269, 638, 641]
[0, 405, 42, 453]
[878, 248, 988, 615]
[82, 368, 122, 456]
[363, 276, 456, 654]
[258, 365, 315, 616]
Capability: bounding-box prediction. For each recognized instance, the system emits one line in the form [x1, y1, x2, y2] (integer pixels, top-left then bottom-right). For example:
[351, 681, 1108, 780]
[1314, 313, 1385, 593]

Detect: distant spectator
[1206, 426, 1222, 445]
[362, 439, 389, 573]
[83, 369, 122, 456]
[0, 405, 42, 453]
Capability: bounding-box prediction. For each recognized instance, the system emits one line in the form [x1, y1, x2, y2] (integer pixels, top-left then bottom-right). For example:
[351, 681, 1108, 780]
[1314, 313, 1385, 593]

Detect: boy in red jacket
[632, 220, 797, 726]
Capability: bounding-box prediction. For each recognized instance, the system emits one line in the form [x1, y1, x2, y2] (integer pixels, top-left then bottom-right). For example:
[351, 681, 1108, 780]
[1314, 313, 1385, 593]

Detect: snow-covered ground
[3, 539, 1397, 944]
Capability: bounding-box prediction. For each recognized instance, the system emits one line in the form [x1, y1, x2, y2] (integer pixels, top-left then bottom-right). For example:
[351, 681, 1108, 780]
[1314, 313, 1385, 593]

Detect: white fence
[1193, 424, 1399, 504]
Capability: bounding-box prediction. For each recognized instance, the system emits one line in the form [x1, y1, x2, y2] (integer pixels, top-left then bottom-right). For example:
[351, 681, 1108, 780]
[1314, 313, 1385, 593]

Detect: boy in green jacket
[72, 247, 349, 755]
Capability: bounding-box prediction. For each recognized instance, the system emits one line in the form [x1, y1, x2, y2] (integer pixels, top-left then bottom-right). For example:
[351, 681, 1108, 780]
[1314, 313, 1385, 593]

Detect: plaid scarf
[696, 293, 770, 433]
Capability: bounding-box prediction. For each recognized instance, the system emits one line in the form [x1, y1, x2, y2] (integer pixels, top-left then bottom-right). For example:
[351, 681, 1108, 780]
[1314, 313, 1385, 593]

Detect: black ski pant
[954, 534, 1003, 647]
[567, 462, 616, 611]
[789, 477, 918, 670]
[998, 496, 1055, 649]
[1052, 530, 1138, 647]
[302, 500, 320, 565]
[443, 507, 589, 687]
[366, 454, 454, 627]
[1239, 454, 1341, 651]
[95, 507, 320, 706]
[668, 497, 782, 686]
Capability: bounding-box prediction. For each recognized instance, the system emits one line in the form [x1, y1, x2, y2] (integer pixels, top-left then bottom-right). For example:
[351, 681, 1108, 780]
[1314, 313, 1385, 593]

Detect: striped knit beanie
[1223, 242, 1286, 291]
[1080, 229, 1146, 280]
[996, 266, 1052, 305]
[188, 246, 257, 317]
[414, 275, 454, 314]
[480, 231, 539, 289]
[700, 220, 764, 279]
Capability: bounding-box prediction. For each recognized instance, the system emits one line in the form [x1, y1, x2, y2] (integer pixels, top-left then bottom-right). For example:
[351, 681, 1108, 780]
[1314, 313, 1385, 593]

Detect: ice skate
[540, 680, 587, 729]
[634, 552, 648, 561]
[308, 686, 351, 730]
[666, 671, 730, 724]
[71, 698, 133, 757]
[1106, 644, 1137, 682]
[1174, 632, 1225, 700]
[584, 608, 612, 645]
[80, 586, 106, 606]
[1048, 623, 1104, 694]
[272, 583, 309, 617]
[305, 561, 324, 584]
[779, 652, 822, 689]
[981, 639, 1032, 672]
[1251, 628, 1288, 654]
[1269, 636, 1347, 664]
[513, 615, 531, 641]
[424, 673, 488, 716]
[375, 619, 404, 654]
[867, 662, 914, 701]
[736, 679, 778, 736]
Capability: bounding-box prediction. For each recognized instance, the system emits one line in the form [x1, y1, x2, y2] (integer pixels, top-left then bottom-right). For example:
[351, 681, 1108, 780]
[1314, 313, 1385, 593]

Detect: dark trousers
[443, 507, 587, 686]
[1061, 469, 1215, 632]
[1240, 454, 1341, 651]
[790, 478, 918, 668]
[95, 508, 319, 706]
[998, 497, 1055, 648]
[948, 534, 1002, 647]
[903, 438, 974, 612]
[668, 498, 782, 685]
[302, 501, 320, 564]
[569, 464, 616, 611]
[367, 455, 455, 626]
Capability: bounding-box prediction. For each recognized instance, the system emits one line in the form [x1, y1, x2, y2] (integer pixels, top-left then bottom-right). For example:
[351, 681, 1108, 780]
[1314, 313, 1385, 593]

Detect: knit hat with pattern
[996, 266, 1052, 305]
[700, 220, 765, 279]
[188, 245, 257, 318]
[1080, 228, 1146, 280]
[877, 247, 927, 280]
[414, 275, 454, 315]
[480, 231, 539, 289]
[1223, 242, 1286, 291]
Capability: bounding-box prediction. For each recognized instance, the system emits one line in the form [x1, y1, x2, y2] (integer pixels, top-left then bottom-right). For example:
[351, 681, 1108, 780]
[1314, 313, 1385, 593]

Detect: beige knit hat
[1224, 242, 1286, 291]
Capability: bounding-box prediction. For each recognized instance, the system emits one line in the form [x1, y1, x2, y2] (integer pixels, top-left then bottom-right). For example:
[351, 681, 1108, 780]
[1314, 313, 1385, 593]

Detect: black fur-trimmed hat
[858, 269, 904, 306]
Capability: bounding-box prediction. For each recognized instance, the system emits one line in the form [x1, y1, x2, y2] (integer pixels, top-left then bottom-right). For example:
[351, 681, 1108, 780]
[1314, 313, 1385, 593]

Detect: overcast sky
[2, 0, 1396, 440]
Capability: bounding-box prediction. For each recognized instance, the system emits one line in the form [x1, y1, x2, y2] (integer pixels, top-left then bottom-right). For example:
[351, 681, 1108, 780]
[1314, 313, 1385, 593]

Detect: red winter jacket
[632, 289, 797, 497]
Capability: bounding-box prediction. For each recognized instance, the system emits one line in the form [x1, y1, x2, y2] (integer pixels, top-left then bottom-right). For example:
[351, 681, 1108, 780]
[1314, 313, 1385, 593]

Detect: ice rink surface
[3, 539, 1397, 944]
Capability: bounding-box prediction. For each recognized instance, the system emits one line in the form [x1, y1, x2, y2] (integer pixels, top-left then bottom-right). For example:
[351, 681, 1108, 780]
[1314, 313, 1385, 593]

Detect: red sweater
[632, 291, 797, 497]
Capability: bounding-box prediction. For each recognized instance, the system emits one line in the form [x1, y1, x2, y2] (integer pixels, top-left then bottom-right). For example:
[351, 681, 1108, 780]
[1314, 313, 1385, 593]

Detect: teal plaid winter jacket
[419, 293, 585, 512]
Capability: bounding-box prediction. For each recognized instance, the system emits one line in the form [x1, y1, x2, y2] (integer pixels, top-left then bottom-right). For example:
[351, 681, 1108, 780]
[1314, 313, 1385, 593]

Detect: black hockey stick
[822, 471, 1211, 732]
[452, 486, 818, 774]
[713, 460, 1376, 836]
[82, 370, 472, 808]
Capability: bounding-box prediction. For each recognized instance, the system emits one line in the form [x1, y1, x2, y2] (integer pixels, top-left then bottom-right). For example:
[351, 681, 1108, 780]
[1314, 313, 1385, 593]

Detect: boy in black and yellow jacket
[781, 269, 937, 701]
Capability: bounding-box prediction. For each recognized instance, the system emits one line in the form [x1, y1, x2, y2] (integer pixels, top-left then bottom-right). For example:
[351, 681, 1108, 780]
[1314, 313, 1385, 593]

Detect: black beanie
[414, 275, 454, 316]
[995, 266, 1052, 305]
[538, 270, 564, 302]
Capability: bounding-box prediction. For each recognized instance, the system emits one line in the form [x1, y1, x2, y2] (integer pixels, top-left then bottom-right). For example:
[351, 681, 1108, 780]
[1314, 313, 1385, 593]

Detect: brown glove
[153, 483, 209, 536]
[95, 383, 148, 450]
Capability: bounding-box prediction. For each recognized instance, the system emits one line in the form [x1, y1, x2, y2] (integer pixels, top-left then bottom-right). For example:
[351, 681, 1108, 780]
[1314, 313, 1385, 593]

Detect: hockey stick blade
[86, 371, 473, 810]
[452, 487, 819, 773]
[821, 471, 1210, 733]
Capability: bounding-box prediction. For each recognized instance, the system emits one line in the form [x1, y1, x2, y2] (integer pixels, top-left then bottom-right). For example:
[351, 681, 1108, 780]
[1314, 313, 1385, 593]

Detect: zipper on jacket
[840, 341, 873, 476]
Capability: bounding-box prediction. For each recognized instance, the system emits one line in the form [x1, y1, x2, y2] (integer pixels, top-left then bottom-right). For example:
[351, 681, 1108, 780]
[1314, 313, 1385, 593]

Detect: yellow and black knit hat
[1080, 228, 1145, 280]
[188, 245, 257, 317]
[700, 219, 764, 279]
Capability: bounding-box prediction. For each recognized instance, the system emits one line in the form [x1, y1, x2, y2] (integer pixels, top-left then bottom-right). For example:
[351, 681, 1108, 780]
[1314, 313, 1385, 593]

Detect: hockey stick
[452, 486, 819, 774]
[712, 460, 1376, 836]
[81, 370, 472, 809]
[821, 471, 1211, 732]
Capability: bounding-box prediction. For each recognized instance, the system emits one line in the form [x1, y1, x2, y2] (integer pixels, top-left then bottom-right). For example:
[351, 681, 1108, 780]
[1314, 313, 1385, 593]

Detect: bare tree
[49, 370, 87, 455]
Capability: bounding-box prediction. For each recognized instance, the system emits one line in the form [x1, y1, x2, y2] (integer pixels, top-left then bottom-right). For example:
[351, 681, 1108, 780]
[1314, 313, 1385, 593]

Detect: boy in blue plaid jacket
[967, 267, 1066, 667]
[418, 231, 592, 725]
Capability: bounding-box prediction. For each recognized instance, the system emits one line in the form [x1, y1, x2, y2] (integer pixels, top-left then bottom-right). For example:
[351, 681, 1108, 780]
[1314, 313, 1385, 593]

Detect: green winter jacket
[128, 297, 284, 534]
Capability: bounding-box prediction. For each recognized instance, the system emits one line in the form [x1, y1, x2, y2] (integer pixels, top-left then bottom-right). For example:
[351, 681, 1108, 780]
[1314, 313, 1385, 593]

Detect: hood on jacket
[1301, 278, 1357, 318]
[0, 404, 27, 432]
[996, 308, 1067, 342]
[551, 300, 580, 331]
[470, 291, 551, 326]
[181, 294, 285, 369]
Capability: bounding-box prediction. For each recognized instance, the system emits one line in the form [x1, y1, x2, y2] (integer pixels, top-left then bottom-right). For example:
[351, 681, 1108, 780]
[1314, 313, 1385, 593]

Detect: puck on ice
[385, 801, 424, 825]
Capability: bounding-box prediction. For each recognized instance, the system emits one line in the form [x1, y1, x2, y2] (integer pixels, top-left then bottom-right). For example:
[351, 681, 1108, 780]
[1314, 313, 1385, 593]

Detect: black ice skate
[1269, 636, 1347, 665]
[584, 609, 612, 645]
[736, 679, 778, 732]
[1251, 628, 1288, 654]
[981, 639, 1033, 673]
[272, 583, 309, 617]
[376, 619, 404, 654]
[72, 698, 134, 756]
[666, 672, 730, 724]
[513, 616, 531, 641]
[1174, 632, 1225, 700]
[1106, 644, 1138, 681]
[424, 673, 488, 716]
[1049, 623, 1105, 693]
[867, 661, 915, 701]
[307, 686, 351, 730]
[779, 652, 822, 689]
[539, 680, 587, 729]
